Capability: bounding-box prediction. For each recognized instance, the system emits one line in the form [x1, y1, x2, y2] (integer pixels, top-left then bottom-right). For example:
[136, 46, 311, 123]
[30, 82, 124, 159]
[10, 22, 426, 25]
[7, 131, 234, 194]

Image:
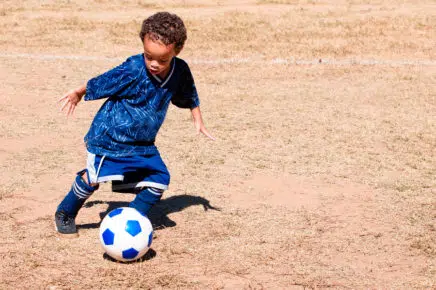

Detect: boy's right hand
[59, 84, 86, 116]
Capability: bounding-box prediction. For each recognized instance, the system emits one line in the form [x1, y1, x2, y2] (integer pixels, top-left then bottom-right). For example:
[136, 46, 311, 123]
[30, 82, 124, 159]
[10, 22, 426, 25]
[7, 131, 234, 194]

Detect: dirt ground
[0, 0, 435, 289]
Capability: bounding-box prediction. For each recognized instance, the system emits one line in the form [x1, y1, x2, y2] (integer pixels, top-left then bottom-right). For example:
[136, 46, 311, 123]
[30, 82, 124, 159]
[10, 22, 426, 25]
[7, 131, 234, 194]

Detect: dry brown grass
[0, 0, 435, 288]
[1, 0, 434, 59]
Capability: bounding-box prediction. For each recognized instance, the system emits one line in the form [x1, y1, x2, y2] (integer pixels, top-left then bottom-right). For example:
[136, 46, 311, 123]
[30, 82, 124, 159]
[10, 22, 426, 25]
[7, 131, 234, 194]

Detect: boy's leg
[111, 152, 170, 216]
[55, 169, 98, 234]
[130, 187, 164, 216]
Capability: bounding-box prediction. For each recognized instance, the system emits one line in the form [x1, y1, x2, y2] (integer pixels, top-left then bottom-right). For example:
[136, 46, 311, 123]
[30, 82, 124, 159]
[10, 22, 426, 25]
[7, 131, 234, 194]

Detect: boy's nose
[150, 60, 159, 68]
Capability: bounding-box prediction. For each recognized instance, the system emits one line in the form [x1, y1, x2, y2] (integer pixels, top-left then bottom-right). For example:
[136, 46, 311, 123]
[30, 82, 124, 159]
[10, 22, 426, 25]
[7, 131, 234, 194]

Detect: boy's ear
[175, 45, 184, 56]
[139, 32, 145, 43]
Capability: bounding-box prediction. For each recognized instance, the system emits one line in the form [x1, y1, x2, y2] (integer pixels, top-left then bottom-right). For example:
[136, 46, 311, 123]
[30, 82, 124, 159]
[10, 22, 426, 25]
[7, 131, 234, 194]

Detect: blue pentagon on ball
[108, 208, 123, 218]
[122, 248, 139, 260]
[102, 229, 115, 245]
[125, 220, 142, 237]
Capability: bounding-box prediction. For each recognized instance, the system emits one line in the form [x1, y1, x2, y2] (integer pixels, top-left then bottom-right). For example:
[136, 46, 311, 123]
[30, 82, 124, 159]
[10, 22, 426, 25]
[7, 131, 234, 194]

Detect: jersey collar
[149, 58, 175, 88]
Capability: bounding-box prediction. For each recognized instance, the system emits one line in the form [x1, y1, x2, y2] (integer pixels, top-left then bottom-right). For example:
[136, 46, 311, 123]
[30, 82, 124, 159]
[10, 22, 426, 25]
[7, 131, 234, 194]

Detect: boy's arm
[191, 106, 215, 140]
[59, 83, 86, 116]
[58, 57, 135, 116]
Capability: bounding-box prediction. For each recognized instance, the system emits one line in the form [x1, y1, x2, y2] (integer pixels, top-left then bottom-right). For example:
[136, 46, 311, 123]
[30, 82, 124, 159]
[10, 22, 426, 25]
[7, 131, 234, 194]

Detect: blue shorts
[86, 151, 170, 192]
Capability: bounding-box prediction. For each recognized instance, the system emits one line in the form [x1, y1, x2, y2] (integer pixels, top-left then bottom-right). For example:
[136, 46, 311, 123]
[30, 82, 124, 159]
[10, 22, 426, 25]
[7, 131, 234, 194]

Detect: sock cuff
[146, 187, 164, 196]
[72, 173, 96, 200]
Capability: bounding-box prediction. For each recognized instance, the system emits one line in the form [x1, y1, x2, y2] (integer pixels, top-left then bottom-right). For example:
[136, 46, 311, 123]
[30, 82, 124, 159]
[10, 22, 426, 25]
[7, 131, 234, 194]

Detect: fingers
[58, 94, 69, 103]
[70, 104, 76, 116]
[60, 99, 76, 116]
[194, 121, 215, 141]
[200, 127, 215, 141]
[58, 93, 78, 116]
[67, 103, 75, 116]
[60, 98, 69, 111]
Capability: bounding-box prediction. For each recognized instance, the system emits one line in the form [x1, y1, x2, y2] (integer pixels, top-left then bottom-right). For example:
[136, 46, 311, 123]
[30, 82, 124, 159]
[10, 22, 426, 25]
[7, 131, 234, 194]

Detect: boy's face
[143, 35, 178, 79]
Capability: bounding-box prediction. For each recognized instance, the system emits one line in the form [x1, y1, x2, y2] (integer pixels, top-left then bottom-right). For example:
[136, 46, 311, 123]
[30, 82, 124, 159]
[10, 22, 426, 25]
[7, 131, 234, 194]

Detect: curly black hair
[139, 12, 187, 54]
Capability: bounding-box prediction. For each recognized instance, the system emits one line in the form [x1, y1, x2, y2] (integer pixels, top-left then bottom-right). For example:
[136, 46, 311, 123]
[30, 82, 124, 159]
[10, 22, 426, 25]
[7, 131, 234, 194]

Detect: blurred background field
[0, 0, 434, 288]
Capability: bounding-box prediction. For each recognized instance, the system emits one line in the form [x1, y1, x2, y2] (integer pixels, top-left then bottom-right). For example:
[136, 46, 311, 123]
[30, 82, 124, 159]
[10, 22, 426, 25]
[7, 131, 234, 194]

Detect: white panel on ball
[99, 207, 153, 262]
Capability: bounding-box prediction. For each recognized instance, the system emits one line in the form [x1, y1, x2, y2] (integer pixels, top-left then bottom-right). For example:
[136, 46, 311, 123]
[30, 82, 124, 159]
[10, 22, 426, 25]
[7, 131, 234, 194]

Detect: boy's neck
[157, 63, 171, 79]
[155, 57, 174, 79]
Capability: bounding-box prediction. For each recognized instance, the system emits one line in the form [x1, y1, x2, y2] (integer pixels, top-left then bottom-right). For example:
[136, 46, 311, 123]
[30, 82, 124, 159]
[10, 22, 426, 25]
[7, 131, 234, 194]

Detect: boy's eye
[145, 55, 168, 63]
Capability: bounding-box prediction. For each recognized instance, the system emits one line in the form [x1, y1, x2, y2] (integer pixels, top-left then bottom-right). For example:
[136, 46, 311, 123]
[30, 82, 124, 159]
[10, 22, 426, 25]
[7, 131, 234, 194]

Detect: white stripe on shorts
[87, 151, 108, 183]
[87, 152, 98, 183]
[97, 175, 124, 183]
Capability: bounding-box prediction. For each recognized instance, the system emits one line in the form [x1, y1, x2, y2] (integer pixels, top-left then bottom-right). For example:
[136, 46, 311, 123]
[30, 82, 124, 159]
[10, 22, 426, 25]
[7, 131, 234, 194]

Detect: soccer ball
[99, 207, 153, 262]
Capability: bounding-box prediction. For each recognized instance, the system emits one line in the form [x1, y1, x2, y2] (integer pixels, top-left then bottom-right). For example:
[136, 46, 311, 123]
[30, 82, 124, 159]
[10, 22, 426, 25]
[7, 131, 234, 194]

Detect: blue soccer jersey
[83, 54, 200, 157]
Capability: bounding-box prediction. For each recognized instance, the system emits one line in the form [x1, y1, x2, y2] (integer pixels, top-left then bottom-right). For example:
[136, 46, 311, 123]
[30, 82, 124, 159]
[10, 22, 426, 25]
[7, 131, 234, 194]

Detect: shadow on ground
[78, 194, 220, 231]
[102, 249, 157, 264]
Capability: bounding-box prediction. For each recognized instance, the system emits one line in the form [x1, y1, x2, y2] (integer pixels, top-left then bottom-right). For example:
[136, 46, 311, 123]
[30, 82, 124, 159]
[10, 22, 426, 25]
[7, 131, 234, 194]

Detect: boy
[55, 12, 214, 234]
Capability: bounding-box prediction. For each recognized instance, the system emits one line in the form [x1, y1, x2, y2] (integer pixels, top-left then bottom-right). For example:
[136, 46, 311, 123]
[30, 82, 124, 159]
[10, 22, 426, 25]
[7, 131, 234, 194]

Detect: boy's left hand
[191, 106, 215, 140]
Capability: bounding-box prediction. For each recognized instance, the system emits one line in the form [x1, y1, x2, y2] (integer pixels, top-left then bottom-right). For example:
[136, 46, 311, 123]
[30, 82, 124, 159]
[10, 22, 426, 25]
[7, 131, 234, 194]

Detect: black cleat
[55, 211, 77, 234]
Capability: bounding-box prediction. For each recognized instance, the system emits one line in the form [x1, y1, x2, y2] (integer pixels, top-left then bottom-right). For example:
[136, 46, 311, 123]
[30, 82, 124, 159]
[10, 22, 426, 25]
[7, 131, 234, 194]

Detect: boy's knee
[77, 169, 99, 189]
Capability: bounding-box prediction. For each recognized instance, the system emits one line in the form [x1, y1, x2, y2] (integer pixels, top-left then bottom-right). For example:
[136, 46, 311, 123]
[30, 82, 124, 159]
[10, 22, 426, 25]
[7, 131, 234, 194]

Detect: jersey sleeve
[84, 58, 136, 101]
[171, 63, 200, 109]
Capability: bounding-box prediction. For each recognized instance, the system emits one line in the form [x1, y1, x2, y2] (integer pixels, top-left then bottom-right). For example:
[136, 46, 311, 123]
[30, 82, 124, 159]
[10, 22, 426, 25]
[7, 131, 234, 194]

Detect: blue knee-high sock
[130, 187, 164, 216]
[57, 171, 97, 217]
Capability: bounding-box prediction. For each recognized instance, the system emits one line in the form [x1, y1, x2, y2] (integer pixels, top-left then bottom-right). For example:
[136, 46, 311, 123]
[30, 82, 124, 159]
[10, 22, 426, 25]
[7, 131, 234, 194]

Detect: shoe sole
[54, 223, 79, 238]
